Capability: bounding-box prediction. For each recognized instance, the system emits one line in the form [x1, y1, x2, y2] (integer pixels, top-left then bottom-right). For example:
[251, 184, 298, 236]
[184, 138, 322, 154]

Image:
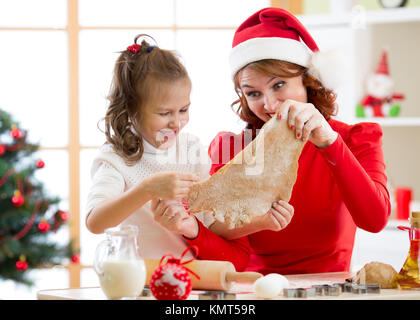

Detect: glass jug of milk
[94, 225, 146, 299]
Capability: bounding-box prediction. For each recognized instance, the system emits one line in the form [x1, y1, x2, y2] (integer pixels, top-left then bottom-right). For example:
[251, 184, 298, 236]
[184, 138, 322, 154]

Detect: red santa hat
[376, 50, 389, 75]
[229, 7, 346, 90]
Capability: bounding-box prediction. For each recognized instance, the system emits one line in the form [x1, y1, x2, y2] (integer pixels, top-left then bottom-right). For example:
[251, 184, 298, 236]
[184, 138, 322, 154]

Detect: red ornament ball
[38, 220, 50, 233]
[10, 127, 22, 139]
[11, 191, 24, 207]
[71, 253, 80, 264]
[150, 259, 192, 300]
[36, 160, 45, 168]
[16, 260, 28, 271]
[0, 144, 5, 155]
[59, 210, 68, 221]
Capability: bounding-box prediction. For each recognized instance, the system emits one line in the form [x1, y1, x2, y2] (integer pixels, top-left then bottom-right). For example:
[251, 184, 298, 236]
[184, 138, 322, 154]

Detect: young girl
[85, 35, 215, 259]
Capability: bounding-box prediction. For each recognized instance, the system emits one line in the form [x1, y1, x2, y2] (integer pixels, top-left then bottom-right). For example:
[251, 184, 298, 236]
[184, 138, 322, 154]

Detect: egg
[254, 273, 289, 299]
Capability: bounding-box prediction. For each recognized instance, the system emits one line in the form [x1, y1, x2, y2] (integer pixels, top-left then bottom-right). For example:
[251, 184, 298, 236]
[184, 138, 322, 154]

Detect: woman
[152, 8, 390, 275]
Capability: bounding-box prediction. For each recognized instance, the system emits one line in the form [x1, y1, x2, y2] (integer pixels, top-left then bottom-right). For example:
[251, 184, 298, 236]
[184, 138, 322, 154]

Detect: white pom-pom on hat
[229, 7, 347, 91]
[308, 49, 348, 90]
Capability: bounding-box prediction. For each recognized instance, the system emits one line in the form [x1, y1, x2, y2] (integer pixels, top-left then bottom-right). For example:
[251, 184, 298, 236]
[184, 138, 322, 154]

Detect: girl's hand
[207, 200, 294, 240]
[150, 198, 199, 239]
[258, 200, 294, 232]
[277, 99, 338, 148]
[142, 171, 199, 201]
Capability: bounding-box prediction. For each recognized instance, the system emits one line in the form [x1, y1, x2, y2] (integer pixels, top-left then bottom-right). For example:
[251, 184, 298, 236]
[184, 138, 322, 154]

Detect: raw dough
[186, 114, 306, 229]
[353, 261, 398, 289]
[254, 273, 289, 299]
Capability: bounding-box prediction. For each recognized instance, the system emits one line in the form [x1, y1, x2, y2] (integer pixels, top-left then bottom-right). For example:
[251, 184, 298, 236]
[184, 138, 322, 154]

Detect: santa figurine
[356, 50, 404, 118]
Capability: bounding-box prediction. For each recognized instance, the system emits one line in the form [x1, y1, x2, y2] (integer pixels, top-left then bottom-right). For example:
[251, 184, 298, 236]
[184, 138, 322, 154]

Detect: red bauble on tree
[15, 255, 28, 272]
[71, 253, 80, 264]
[11, 190, 24, 207]
[52, 210, 68, 231]
[58, 211, 68, 221]
[36, 160, 45, 168]
[16, 260, 28, 271]
[0, 144, 5, 155]
[38, 219, 50, 233]
[149, 246, 199, 300]
[10, 124, 22, 139]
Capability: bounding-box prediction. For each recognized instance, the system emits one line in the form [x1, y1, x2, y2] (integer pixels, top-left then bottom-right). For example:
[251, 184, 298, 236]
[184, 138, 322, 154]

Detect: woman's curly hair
[102, 34, 189, 165]
[231, 59, 338, 132]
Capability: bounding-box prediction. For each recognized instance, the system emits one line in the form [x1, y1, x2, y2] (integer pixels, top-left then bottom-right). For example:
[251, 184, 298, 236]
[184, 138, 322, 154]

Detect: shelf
[347, 117, 420, 127]
[298, 7, 420, 28]
[365, 7, 420, 24]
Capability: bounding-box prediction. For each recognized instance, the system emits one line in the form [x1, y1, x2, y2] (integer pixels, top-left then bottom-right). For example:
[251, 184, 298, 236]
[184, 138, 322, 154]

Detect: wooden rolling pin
[144, 259, 262, 291]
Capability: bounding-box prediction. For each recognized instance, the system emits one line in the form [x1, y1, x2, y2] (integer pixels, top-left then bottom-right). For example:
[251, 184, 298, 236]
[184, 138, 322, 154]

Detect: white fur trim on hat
[230, 37, 347, 90]
[229, 37, 312, 79]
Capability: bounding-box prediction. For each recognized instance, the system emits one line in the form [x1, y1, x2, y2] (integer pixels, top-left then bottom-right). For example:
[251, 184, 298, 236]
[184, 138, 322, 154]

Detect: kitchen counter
[37, 272, 420, 300]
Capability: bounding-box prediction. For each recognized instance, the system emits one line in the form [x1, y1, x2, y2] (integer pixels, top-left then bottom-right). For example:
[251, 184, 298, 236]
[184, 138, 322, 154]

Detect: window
[0, 0, 69, 299]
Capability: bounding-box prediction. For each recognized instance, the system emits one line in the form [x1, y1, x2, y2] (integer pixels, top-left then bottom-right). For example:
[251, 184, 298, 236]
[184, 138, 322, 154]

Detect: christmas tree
[0, 108, 76, 286]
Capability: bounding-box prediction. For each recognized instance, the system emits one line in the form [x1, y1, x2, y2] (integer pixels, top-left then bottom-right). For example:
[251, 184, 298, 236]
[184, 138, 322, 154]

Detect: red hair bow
[127, 44, 140, 53]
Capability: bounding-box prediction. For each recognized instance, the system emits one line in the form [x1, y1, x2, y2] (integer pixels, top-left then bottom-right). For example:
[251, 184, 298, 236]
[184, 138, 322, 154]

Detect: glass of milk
[94, 225, 146, 299]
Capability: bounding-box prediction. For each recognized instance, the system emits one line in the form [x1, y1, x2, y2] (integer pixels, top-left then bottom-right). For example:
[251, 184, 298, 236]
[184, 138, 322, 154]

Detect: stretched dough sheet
[186, 114, 306, 229]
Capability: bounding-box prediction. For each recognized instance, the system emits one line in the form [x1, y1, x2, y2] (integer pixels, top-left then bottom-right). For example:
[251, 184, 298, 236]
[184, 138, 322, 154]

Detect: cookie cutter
[139, 287, 152, 297]
[283, 282, 380, 298]
[335, 282, 380, 294]
[283, 288, 316, 298]
[337, 282, 358, 293]
[199, 291, 236, 300]
[365, 284, 381, 294]
[312, 284, 341, 296]
[332, 282, 348, 292]
[351, 284, 368, 294]
[353, 283, 381, 294]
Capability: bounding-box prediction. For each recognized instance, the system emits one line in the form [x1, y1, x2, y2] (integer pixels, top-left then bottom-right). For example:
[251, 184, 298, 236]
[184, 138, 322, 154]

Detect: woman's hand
[257, 200, 294, 232]
[142, 171, 199, 201]
[277, 99, 338, 148]
[150, 198, 199, 239]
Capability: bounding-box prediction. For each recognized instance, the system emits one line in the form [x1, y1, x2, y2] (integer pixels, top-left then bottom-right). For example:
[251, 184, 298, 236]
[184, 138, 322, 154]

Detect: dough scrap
[353, 261, 398, 289]
[186, 114, 306, 229]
